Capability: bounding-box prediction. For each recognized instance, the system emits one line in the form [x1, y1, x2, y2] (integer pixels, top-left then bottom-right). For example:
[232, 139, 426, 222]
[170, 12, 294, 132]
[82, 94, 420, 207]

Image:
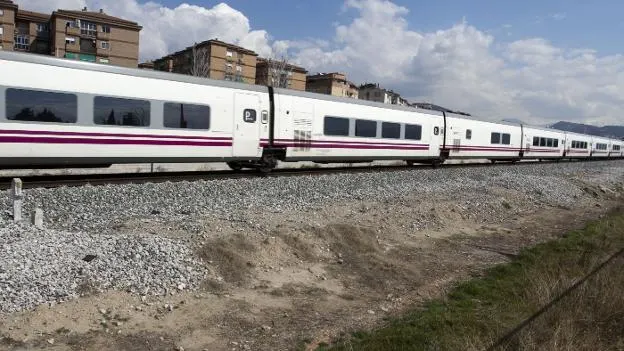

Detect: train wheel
[406, 160, 415, 166]
[256, 154, 277, 175]
[227, 162, 243, 171]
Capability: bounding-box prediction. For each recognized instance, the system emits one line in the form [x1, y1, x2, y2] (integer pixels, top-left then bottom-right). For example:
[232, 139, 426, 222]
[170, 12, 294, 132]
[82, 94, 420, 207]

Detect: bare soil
[1, 179, 623, 351]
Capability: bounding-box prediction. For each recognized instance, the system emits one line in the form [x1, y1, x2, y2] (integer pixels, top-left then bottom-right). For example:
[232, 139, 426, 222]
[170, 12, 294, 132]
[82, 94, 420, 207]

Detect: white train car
[522, 126, 565, 160]
[444, 115, 522, 162]
[563, 132, 592, 159]
[611, 139, 623, 158]
[591, 136, 612, 158]
[268, 88, 445, 165]
[0, 51, 269, 168]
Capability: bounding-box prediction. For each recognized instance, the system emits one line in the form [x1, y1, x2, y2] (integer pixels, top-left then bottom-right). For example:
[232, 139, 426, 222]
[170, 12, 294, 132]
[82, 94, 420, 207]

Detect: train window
[491, 132, 500, 144]
[466, 129, 472, 140]
[614, 145, 621, 151]
[94, 96, 150, 127]
[163, 103, 210, 129]
[381, 122, 401, 139]
[324, 116, 349, 136]
[533, 136, 539, 146]
[546, 138, 553, 147]
[539, 138, 546, 147]
[554, 139, 559, 147]
[405, 124, 422, 140]
[502, 133, 511, 145]
[6, 88, 77, 123]
[355, 119, 377, 137]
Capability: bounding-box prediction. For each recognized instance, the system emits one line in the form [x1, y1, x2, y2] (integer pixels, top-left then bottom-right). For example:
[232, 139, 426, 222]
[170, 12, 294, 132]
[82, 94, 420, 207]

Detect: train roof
[0, 50, 268, 94]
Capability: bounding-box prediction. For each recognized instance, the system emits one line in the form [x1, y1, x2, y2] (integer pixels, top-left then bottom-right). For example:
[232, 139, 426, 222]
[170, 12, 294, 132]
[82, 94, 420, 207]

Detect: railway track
[0, 158, 612, 190]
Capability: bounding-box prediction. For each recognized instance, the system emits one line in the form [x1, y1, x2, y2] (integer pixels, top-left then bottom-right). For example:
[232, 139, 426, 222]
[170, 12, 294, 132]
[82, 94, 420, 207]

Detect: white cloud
[550, 12, 567, 21]
[290, 0, 624, 125]
[11, 0, 624, 125]
[13, 0, 274, 60]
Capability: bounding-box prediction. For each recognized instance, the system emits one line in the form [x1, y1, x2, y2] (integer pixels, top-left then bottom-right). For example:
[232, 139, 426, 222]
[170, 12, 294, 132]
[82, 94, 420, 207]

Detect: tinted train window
[533, 136, 539, 146]
[502, 133, 511, 145]
[405, 124, 422, 140]
[324, 116, 349, 136]
[355, 119, 377, 137]
[466, 129, 472, 140]
[164, 103, 210, 129]
[546, 138, 553, 147]
[382, 122, 401, 139]
[6, 88, 77, 123]
[491, 132, 500, 144]
[540, 138, 546, 147]
[94, 96, 150, 126]
[554, 139, 559, 147]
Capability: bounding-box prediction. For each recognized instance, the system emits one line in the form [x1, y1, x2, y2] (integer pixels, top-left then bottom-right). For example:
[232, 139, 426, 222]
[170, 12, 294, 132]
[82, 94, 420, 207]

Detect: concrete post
[10, 178, 23, 222]
[33, 208, 44, 229]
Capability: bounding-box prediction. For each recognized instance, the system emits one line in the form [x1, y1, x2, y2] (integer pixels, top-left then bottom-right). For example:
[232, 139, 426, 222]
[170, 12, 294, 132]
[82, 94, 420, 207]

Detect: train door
[233, 93, 262, 158]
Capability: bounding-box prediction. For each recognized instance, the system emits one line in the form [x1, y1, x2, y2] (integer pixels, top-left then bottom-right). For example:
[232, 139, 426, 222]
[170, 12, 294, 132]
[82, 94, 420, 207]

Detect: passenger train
[0, 50, 622, 172]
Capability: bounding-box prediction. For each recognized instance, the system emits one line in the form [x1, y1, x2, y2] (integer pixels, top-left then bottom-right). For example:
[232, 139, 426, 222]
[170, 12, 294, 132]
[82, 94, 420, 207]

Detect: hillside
[551, 121, 624, 138]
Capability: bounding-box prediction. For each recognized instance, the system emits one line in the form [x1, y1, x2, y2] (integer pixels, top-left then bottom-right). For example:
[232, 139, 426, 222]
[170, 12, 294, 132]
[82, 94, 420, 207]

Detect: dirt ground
[1, 179, 623, 351]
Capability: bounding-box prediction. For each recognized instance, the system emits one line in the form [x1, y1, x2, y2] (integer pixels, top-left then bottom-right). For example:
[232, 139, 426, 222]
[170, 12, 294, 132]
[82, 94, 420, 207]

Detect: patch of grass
[318, 206, 624, 351]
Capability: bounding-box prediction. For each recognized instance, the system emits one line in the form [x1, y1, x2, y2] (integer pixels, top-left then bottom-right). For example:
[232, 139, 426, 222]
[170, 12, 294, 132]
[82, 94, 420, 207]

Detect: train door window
[546, 138, 553, 147]
[533, 136, 539, 146]
[539, 138, 546, 147]
[355, 119, 377, 137]
[6, 88, 77, 123]
[94, 96, 150, 126]
[261, 110, 269, 124]
[163, 102, 210, 129]
[405, 124, 422, 140]
[502, 133, 511, 145]
[491, 132, 501, 144]
[324, 116, 349, 136]
[381, 122, 401, 139]
[554, 139, 559, 147]
[466, 129, 472, 140]
[243, 109, 256, 123]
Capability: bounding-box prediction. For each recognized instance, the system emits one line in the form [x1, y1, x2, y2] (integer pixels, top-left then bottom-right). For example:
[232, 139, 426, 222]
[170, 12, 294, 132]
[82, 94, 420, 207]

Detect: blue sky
[155, 0, 624, 56]
[16, 0, 624, 125]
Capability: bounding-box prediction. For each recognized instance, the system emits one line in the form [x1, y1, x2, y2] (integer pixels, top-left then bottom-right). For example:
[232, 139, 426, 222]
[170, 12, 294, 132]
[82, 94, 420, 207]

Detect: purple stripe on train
[0, 136, 232, 147]
[0, 129, 232, 141]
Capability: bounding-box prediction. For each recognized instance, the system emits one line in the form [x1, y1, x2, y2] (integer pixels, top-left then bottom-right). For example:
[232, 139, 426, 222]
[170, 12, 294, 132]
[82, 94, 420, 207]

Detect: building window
[382, 122, 401, 139]
[466, 129, 472, 140]
[80, 20, 97, 37]
[236, 65, 242, 72]
[491, 132, 501, 144]
[101, 25, 111, 33]
[355, 119, 377, 138]
[6, 88, 77, 123]
[226, 50, 233, 57]
[100, 41, 110, 49]
[14, 35, 29, 50]
[164, 103, 210, 130]
[0, 9, 4, 16]
[36, 23, 49, 32]
[99, 58, 109, 64]
[94, 96, 150, 127]
[0, 27, 3, 37]
[324, 116, 349, 136]
[405, 124, 422, 140]
[65, 36, 76, 45]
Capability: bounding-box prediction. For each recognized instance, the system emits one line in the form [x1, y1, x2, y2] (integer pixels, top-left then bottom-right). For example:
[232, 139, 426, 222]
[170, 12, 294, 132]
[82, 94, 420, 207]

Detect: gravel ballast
[1, 160, 623, 313]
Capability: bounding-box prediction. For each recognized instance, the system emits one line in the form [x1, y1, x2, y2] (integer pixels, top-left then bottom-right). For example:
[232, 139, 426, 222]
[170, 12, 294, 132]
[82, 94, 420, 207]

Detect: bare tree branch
[189, 43, 211, 78]
[266, 56, 293, 88]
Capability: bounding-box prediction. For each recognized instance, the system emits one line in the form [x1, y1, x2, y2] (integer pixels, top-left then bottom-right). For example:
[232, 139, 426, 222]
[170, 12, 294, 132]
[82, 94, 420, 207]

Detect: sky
[13, 0, 624, 126]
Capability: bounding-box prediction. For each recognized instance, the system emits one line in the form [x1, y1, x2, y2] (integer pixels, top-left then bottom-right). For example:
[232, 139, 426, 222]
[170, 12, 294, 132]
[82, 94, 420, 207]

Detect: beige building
[306, 72, 359, 98]
[0, 1, 142, 67]
[153, 39, 258, 84]
[358, 83, 409, 106]
[255, 57, 307, 91]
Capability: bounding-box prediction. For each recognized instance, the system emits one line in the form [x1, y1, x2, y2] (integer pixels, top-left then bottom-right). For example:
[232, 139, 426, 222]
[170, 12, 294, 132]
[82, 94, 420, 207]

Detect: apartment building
[358, 83, 408, 106]
[0, 1, 142, 67]
[152, 39, 258, 84]
[255, 57, 307, 91]
[305, 72, 359, 98]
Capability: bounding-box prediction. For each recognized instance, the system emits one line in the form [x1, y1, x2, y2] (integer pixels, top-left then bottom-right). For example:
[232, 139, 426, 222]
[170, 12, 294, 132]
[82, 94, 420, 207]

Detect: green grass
[318, 206, 624, 351]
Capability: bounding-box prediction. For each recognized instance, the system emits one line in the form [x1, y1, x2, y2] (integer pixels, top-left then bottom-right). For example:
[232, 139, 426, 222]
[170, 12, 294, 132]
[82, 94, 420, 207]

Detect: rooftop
[16, 10, 50, 22]
[53, 8, 142, 30]
[257, 57, 307, 73]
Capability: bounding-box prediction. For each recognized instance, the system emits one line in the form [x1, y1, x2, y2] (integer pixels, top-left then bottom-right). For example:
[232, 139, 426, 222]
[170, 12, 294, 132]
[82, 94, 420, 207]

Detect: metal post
[33, 208, 44, 229]
[10, 178, 23, 222]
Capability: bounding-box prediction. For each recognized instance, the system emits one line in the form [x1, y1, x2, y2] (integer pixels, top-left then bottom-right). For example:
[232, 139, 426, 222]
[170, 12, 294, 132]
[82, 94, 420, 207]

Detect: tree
[189, 43, 210, 78]
[265, 55, 294, 89]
